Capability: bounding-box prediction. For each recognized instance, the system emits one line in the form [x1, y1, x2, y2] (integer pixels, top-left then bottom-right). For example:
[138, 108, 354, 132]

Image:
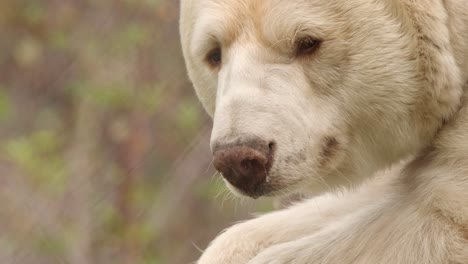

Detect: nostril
[268, 141, 276, 153]
[240, 158, 261, 173]
[241, 159, 252, 170]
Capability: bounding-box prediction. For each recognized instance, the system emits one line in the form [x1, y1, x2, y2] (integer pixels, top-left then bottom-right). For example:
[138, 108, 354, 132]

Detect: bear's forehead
[196, 0, 334, 48]
[197, 0, 267, 46]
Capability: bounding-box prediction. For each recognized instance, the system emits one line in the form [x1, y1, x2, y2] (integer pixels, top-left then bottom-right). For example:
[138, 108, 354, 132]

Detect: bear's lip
[224, 179, 277, 199]
[224, 175, 297, 199]
[228, 183, 266, 199]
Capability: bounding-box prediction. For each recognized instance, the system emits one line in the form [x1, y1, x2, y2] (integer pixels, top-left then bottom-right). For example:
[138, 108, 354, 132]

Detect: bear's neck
[400, 90, 468, 228]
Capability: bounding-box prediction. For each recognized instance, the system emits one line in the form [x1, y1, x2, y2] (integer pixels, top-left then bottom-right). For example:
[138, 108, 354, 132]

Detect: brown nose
[212, 138, 274, 196]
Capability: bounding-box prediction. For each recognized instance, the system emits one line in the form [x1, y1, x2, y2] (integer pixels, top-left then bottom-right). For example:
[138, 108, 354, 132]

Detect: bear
[180, 0, 468, 263]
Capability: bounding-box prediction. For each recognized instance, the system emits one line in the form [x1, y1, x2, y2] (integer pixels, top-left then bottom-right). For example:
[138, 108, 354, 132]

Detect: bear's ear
[404, 0, 462, 121]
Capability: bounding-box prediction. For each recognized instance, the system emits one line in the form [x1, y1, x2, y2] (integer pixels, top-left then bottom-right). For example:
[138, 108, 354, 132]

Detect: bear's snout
[212, 138, 275, 197]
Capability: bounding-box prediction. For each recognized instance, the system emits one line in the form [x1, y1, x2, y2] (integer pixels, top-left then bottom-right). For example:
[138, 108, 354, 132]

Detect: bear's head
[180, 0, 461, 198]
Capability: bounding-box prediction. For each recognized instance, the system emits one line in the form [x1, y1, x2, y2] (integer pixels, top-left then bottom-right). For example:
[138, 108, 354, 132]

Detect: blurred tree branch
[66, 100, 98, 264]
[153, 125, 213, 233]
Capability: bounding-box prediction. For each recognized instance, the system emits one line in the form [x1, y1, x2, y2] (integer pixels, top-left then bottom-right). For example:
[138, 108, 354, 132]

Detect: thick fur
[180, 0, 468, 263]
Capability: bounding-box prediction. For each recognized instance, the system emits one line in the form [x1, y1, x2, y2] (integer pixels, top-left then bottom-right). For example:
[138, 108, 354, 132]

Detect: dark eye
[296, 37, 321, 56]
[206, 47, 222, 67]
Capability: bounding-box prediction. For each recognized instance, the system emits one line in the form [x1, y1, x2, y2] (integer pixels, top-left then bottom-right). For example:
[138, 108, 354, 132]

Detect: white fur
[180, 0, 468, 263]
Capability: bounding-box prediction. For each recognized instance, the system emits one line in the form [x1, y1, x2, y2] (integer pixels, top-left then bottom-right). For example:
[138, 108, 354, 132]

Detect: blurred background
[0, 1, 274, 263]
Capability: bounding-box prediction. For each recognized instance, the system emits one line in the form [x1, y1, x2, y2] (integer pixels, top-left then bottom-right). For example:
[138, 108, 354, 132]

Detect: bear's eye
[296, 37, 321, 56]
[206, 47, 222, 68]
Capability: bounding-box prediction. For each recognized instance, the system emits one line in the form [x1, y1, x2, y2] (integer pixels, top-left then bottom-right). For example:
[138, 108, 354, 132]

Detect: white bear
[180, 0, 468, 263]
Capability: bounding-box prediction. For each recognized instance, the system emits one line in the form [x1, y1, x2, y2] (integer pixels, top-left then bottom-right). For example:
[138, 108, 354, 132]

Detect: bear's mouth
[224, 178, 281, 199]
[223, 158, 304, 199]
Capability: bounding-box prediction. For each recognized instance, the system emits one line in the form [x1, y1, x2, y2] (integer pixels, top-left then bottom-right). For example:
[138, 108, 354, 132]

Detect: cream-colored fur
[180, 0, 468, 263]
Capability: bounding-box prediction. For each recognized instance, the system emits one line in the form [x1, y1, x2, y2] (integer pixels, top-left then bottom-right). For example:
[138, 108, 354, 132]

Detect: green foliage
[22, 2, 46, 25]
[33, 234, 66, 257]
[68, 80, 131, 109]
[0, 0, 271, 263]
[176, 99, 202, 136]
[115, 23, 150, 51]
[89, 83, 134, 109]
[5, 130, 67, 194]
[144, 256, 163, 264]
[124, 0, 164, 8]
[49, 30, 70, 51]
[0, 88, 10, 121]
[69, 81, 165, 114]
[139, 86, 165, 113]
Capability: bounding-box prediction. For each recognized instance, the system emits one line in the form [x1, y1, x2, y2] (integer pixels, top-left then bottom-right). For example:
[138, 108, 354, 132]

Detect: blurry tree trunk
[153, 126, 213, 232]
[66, 100, 98, 264]
[116, 114, 149, 264]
